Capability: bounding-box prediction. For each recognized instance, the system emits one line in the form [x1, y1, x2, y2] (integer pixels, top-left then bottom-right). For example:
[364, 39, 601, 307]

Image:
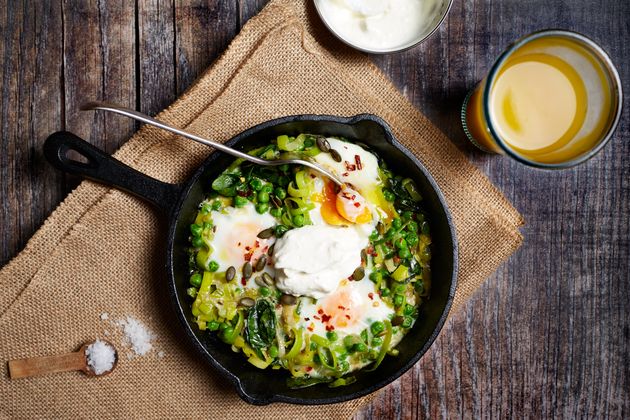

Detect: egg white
[207, 202, 276, 283]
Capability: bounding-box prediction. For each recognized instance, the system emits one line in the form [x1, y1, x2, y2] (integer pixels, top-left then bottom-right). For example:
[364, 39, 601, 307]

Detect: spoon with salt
[8, 340, 118, 379]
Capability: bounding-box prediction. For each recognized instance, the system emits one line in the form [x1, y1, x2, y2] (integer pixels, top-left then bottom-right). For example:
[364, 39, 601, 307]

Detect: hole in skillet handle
[43, 131, 182, 213]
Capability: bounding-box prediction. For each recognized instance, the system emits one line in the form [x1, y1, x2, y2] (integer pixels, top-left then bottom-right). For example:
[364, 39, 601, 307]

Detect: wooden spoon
[8, 340, 118, 379]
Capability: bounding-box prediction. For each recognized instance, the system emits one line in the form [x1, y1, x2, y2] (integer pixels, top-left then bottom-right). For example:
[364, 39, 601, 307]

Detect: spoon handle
[8, 350, 86, 379]
[80, 101, 260, 163]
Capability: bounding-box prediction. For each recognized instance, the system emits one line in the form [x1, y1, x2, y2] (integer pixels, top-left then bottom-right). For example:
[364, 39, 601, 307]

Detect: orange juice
[463, 31, 622, 167]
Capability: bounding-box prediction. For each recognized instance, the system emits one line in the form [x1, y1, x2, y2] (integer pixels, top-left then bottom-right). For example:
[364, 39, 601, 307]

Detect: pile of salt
[85, 340, 116, 375]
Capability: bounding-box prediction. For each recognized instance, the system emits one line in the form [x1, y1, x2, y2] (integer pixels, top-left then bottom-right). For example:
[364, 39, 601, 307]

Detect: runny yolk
[320, 182, 371, 225]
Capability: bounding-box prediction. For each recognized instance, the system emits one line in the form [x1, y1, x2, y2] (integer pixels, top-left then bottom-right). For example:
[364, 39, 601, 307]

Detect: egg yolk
[320, 281, 363, 330]
[336, 185, 371, 224]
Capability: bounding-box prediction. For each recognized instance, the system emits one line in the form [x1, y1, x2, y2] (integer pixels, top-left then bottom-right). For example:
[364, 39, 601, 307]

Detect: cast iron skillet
[43, 114, 458, 405]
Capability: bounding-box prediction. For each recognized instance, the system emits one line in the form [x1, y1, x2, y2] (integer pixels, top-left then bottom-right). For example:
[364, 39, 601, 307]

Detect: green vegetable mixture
[186, 133, 432, 388]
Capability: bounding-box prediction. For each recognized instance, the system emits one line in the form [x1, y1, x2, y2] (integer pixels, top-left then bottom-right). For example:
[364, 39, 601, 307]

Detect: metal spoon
[80, 101, 344, 186]
[8, 340, 118, 379]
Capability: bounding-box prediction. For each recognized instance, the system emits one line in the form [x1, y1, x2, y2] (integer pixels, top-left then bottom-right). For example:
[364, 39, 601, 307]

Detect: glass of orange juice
[462, 30, 622, 168]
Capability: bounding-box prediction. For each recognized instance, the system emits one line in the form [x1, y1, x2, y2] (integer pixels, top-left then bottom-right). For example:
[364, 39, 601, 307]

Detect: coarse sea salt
[115, 316, 155, 356]
[85, 340, 116, 375]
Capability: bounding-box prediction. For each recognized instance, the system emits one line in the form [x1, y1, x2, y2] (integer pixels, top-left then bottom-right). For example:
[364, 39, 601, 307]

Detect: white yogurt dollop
[273, 225, 368, 299]
[316, 0, 441, 52]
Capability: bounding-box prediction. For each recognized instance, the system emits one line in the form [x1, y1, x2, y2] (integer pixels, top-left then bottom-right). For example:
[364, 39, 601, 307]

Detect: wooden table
[1, 1, 628, 418]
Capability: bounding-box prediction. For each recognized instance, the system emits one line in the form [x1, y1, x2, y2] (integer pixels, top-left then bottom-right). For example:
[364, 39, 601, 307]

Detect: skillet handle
[43, 131, 181, 214]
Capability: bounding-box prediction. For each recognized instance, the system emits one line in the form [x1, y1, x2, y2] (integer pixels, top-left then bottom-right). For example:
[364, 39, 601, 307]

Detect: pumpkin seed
[329, 149, 342, 162]
[270, 195, 283, 208]
[360, 249, 367, 263]
[262, 272, 275, 286]
[255, 276, 267, 288]
[316, 136, 331, 152]
[280, 294, 297, 305]
[268, 243, 275, 257]
[391, 315, 404, 326]
[226, 266, 236, 282]
[242, 262, 253, 279]
[376, 221, 385, 235]
[255, 255, 267, 271]
[352, 266, 365, 281]
[238, 297, 255, 308]
[257, 228, 274, 239]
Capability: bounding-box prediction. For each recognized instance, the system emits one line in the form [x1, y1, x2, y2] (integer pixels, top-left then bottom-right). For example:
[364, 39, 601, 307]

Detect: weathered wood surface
[1, 1, 628, 418]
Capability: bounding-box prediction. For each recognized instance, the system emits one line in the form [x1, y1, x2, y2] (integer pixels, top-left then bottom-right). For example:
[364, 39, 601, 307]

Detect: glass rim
[481, 29, 624, 169]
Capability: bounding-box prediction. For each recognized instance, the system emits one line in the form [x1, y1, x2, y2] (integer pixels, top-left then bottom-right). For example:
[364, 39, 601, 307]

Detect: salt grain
[85, 340, 116, 375]
[158, 351, 165, 358]
[100, 313, 109, 321]
[115, 316, 155, 356]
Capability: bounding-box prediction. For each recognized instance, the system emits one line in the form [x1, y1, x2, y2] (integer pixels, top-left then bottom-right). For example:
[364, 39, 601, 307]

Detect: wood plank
[138, 0, 176, 116]
[62, 0, 136, 155]
[0, 0, 65, 266]
[174, 1, 238, 96]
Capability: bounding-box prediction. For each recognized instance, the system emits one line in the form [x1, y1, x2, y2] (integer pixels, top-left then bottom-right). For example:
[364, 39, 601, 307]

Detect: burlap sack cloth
[0, 1, 523, 418]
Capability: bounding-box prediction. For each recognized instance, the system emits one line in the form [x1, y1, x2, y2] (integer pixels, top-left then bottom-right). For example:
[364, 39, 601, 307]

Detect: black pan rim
[165, 113, 458, 405]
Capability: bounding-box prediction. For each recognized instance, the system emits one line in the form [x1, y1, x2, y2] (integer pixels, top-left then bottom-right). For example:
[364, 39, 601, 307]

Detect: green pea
[339, 360, 350, 371]
[401, 211, 413, 221]
[384, 229, 396, 240]
[370, 321, 385, 335]
[211, 200, 222, 211]
[360, 329, 368, 343]
[207, 261, 219, 272]
[368, 349, 379, 360]
[407, 221, 419, 232]
[190, 224, 202, 237]
[218, 322, 229, 331]
[207, 321, 220, 331]
[380, 288, 391, 297]
[383, 189, 396, 202]
[269, 345, 279, 358]
[310, 342, 317, 351]
[403, 304, 415, 316]
[394, 284, 406, 294]
[258, 191, 270, 203]
[279, 164, 290, 172]
[402, 317, 413, 328]
[354, 343, 367, 353]
[372, 336, 384, 347]
[234, 196, 248, 207]
[275, 225, 289, 237]
[304, 137, 315, 148]
[249, 177, 263, 191]
[395, 237, 408, 249]
[255, 202, 269, 214]
[369, 230, 379, 241]
[292, 214, 305, 227]
[270, 208, 282, 218]
[192, 236, 204, 248]
[406, 233, 419, 247]
[220, 326, 235, 343]
[189, 273, 202, 288]
[186, 287, 197, 298]
[326, 331, 338, 342]
[200, 203, 212, 215]
[259, 286, 271, 297]
[369, 271, 382, 283]
[274, 187, 287, 199]
[261, 184, 274, 193]
[394, 294, 405, 307]
[398, 248, 412, 259]
[391, 218, 402, 229]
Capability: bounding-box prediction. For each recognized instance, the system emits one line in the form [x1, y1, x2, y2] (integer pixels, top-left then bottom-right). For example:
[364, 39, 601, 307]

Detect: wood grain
[0, 0, 628, 418]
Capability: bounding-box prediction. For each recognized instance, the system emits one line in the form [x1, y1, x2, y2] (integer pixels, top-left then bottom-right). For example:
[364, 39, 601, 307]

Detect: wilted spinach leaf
[211, 174, 239, 197]
[245, 299, 276, 350]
